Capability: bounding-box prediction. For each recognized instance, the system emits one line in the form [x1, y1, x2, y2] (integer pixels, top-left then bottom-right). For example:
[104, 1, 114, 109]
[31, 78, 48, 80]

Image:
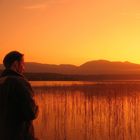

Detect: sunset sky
[1, 0, 140, 65]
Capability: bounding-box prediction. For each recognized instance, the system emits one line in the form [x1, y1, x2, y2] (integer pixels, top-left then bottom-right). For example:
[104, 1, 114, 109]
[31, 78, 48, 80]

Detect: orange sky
[1, 0, 140, 65]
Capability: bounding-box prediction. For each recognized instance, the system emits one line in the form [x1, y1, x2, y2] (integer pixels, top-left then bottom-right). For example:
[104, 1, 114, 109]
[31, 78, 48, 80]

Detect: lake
[31, 81, 140, 140]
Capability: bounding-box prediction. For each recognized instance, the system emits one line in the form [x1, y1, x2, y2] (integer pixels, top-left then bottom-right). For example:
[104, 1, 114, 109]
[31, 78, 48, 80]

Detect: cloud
[23, 0, 70, 10]
[24, 4, 47, 10]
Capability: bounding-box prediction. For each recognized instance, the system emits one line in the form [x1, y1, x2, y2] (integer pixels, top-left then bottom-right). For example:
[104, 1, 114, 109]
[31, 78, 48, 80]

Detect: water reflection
[33, 82, 140, 140]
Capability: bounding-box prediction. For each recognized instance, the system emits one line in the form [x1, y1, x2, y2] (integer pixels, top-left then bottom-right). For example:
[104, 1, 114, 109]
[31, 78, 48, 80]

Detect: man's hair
[3, 51, 24, 68]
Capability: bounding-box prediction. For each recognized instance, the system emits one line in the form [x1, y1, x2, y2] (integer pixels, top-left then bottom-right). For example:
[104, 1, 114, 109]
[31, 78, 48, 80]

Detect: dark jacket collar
[1, 69, 24, 78]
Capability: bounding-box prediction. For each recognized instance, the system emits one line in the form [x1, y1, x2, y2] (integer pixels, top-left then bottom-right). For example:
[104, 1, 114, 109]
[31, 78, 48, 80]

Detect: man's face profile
[14, 57, 25, 74]
[18, 57, 25, 74]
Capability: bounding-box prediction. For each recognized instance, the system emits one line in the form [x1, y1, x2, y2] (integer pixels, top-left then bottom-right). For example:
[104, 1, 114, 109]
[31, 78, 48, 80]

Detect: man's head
[3, 51, 25, 74]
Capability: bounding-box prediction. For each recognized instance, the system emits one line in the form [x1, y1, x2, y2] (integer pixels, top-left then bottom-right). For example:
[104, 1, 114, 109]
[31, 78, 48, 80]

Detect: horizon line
[0, 59, 139, 66]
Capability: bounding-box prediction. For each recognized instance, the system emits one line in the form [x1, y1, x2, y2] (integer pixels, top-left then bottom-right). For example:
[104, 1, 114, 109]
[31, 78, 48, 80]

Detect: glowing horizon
[1, 0, 140, 65]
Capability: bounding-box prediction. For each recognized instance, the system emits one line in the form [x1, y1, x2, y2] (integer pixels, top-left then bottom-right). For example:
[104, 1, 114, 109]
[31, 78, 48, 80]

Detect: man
[0, 51, 38, 140]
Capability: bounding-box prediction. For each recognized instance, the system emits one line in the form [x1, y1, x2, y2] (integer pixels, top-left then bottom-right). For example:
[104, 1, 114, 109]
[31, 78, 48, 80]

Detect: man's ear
[12, 61, 18, 66]
[12, 60, 19, 70]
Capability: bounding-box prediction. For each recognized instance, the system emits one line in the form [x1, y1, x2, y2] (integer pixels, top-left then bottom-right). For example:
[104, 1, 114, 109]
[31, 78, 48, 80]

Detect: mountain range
[1, 60, 140, 75]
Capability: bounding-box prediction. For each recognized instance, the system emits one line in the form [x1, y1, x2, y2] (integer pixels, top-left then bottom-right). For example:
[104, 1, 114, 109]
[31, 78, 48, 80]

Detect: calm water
[31, 81, 140, 140]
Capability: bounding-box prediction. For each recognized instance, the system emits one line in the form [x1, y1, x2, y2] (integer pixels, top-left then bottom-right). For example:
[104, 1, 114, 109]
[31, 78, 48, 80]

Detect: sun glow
[1, 0, 140, 65]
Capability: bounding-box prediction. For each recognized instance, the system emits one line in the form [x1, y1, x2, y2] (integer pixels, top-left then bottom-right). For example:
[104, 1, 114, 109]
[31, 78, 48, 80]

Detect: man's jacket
[0, 69, 38, 140]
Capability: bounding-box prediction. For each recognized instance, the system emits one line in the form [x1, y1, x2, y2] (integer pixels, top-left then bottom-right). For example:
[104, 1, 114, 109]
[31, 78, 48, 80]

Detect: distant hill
[79, 60, 140, 74]
[1, 60, 140, 75]
[24, 62, 78, 74]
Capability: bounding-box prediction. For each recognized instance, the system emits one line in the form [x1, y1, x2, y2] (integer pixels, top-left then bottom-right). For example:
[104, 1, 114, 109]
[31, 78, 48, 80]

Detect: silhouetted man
[0, 51, 38, 140]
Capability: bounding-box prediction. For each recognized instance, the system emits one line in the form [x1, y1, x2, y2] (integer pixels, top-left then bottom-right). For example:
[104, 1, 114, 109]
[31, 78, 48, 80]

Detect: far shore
[24, 73, 140, 81]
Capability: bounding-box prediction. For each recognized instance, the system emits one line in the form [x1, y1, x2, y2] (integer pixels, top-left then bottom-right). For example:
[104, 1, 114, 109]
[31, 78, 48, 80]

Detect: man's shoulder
[0, 77, 7, 85]
[0, 75, 30, 87]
